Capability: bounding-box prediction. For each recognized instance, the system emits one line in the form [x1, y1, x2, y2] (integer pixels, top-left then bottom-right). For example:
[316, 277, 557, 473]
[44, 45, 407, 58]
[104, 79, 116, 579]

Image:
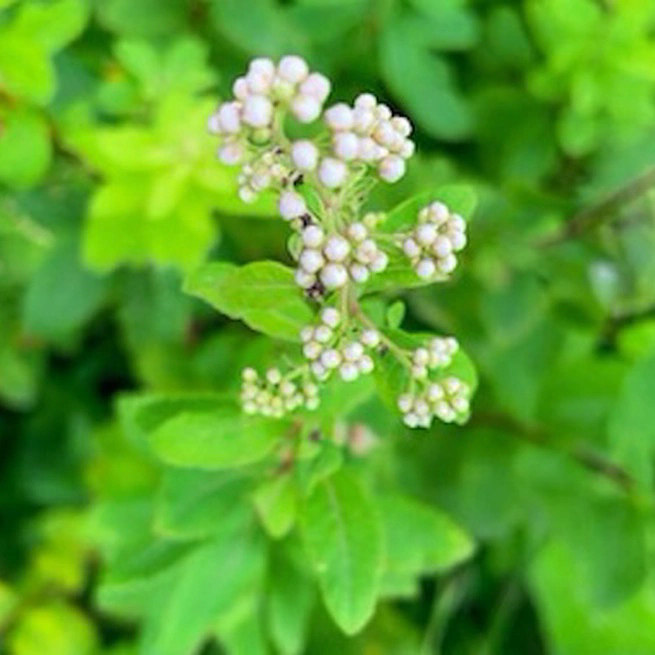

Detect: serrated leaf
[148, 403, 288, 470]
[300, 470, 383, 634]
[185, 261, 314, 341]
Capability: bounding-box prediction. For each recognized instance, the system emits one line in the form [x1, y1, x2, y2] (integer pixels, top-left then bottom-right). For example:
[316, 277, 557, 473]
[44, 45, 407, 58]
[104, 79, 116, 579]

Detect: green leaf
[379, 494, 474, 597]
[252, 473, 299, 539]
[140, 528, 265, 655]
[380, 16, 472, 140]
[155, 469, 250, 540]
[148, 402, 288, 470]
[185, 261, 314, 342]
[0, 108, 52, 187]
[300, 470, 383, 634]
[267, 545, 315, 655]
[13, 0, 89, 52]
[386, 301, 406, 329]
[97, 0, 189, 37]
[23, 238, 107, 339]
[608, 353, 655, 487]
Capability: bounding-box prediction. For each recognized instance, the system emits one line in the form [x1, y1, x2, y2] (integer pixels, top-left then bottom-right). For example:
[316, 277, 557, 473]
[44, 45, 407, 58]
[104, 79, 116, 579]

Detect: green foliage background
[2, 0, 655, 653]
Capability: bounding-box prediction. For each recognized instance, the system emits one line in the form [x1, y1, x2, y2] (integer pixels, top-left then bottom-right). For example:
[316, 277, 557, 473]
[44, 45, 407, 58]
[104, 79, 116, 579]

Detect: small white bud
[358, 137, 382, 162]
[300, 326, 314, 342]
[324, 103, 354, 131]
[300, 72, 331, 102]
[343, 342, 364, 362]
[318, 157, 348, 188]
[217, 102, 242, 134]
[450, 231, 467, 251]
[352, 107, 376, 134]
[373, 121, 396, 148]
[217, 142, 244, 165]
[416, 258, 436, 279]
[311, 361, 328, 380]
[291, 94, 322, 123]
[239, 187, 257, 203]
[303, 341, 322, 360]
[375, 104, 392, 120]
[333, 132, 360, 161]
[306, 396, 320, 410]
[242, 367, 257, 382]
[249, 57, 276, 79]
[291, 140, 319, 171]
[369, 251, 388, 273]
[354, 93, 377, 110]
[411, 364, 428, 380]
[449, 214, 466, 232]
[361, 329, 380, 347]
[232, 77, 249, 100]
[400, 140, 416, 159]
[324, 235, 351, 262]
[429, 201, 450, 224]
[432, 236, 453, 257]
[358, 355, 374, 374]
[349, 263, 369, 283]
[398, 394, 413, 413]
[403, 412, 420, 428]
[266, 368, 282, 384]
[321, 307, 341, 328]
[391, 116, 412, 137]
[378, 155, 406, 183]
[347, 222, 368, 242]
[295, 268, 316, 289]
[427, 383, 444, 401]
[403, 238, 421, 258]
[281, 381, 296, 396]
[246, 70, 272, 94]
[320, 263, 348, 289]
[242, 95, 273, 128]
[302, 225, 325, 248]
[314, 325, 333, 344]
[355, 239, 377, 263]
[339, 362, 359, 381]
[279, 190, 307, 220]
[452, 396, 469, 413]
[299, 248, 325, 274]
[414, 399, 430, 417]
[277, 55, 309, 84]
[416, 224, 438, 246]
[437, 254, 457, 274]
[414, 348, 430, 366]
[321, 348, 342, 369]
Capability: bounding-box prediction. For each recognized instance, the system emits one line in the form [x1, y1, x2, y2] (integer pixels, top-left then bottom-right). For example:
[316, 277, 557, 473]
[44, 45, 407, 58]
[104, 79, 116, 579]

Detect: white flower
[277, 55, 309, 84]
[347, 222, 368, 242]
[321, 307, 341, 327]
[378, 155, 406, 183]
[314, 325, 333, 343]
[292, 94, 322, 123]
[216, 102, 241, 134]
[295, 268, 315, 288]
[300, 72, 331, 102]
[303, 341, 322, 360]
[416, 258, 436, 279]
[343, 341, 364, 361]
[339, 362, 359, 381]
[321, 348, 342, 369]
[350, 263, 369, 283]
[324, 103, 354, 131]
[361, 329, 380, 348]
[242, 95, 273, 128]
[318, 157, 348, 188]
[279, 190, 307, 220]
[333, 132, 360, 161]
[249, 57, 276, 79]
[299, 248, 325, 274]
[291, 140, 319, 171]
[324, 235, 351, 262]
[354, 93, 377, 110]
[320, 262, 348, 289]
[416, 224, 438, 247]
[217, 142, 244, 165]
[403, 238, 421, 258]
[302, 225, 325, 248]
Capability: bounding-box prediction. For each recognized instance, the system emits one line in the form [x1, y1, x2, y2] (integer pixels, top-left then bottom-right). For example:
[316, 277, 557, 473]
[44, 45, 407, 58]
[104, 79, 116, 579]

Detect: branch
[538, 165, 655, 247]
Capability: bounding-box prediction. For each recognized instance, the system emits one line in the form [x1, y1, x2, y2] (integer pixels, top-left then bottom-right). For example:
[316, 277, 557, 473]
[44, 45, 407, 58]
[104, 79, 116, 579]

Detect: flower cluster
[294, 220, 388, 291]
[300, 308, 380, 382]
[213, 56, 475, 430]
[397, 377, 471, 428]
[325, 94, 415, 183]
[241, 367, 319, 418]
[400, 201, 467, 279]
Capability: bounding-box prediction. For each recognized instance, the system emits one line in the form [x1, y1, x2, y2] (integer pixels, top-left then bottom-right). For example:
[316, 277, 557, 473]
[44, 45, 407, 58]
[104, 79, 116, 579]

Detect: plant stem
[539, 165, 655, 247]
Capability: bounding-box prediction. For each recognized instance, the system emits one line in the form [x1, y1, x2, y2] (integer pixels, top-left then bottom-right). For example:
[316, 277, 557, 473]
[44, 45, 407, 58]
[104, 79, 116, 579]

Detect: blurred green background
[3, 0, 655, 653]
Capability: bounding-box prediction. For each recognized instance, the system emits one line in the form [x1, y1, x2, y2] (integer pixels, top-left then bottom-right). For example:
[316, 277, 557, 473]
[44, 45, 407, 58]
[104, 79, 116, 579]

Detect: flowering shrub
[202, 56, 477, 429]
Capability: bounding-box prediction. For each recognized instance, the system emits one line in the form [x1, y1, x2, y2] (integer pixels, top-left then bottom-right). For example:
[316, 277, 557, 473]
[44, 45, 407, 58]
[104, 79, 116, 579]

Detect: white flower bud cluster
[294, 222, 389, 291]
[238, 150, 290, 203]
[240, 367, 319, 417]
[397, 377, 471, 428]
[323, 93, 415, 184]
[209, 55, 331, 164]
[299, 308, 380, 382]
[401, 201, 468, 279]
[409, 337, 459, 380]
